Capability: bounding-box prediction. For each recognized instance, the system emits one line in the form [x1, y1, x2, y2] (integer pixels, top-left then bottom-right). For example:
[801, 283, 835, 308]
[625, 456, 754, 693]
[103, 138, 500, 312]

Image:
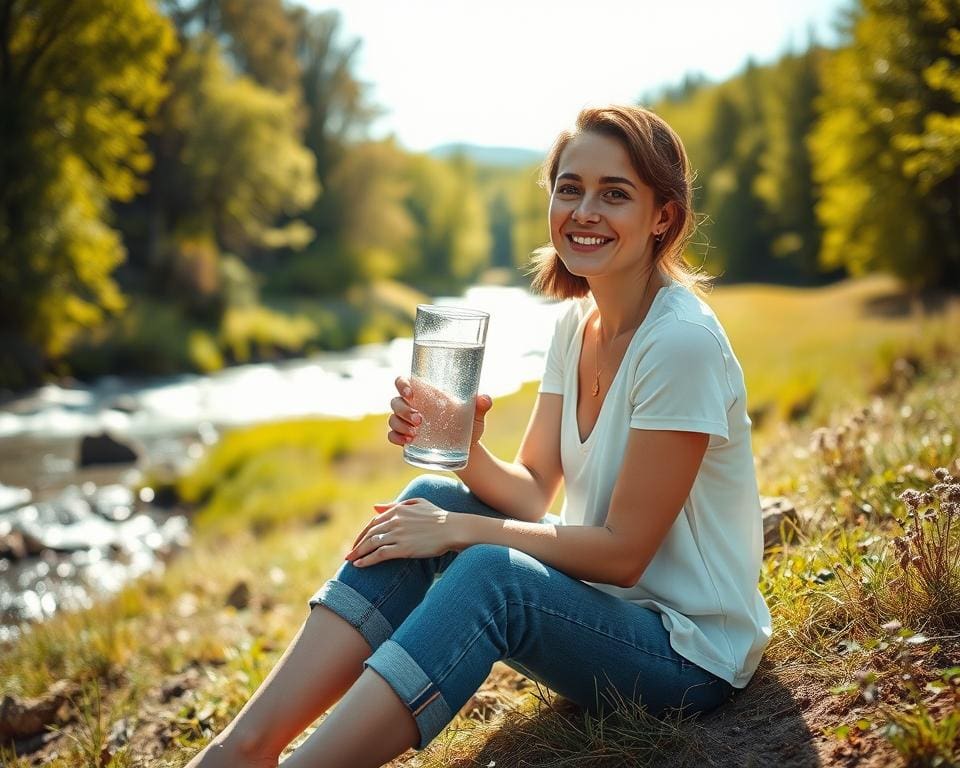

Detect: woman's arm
[454, 428, 709, 587]
[453, 393, 564, 523]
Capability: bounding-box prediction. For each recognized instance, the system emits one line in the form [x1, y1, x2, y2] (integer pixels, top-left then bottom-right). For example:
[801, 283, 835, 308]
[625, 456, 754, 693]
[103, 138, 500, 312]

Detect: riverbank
[2, 367, 958, 767]
[2, 275, 959, 766]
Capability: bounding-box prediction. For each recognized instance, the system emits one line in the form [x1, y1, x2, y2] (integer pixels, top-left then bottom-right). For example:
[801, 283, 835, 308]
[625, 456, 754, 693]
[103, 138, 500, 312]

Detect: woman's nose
[571, 201, 600, 224]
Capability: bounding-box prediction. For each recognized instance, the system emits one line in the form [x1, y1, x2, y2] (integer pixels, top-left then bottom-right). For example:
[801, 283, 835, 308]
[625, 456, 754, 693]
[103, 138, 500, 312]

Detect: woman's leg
[279, 543, 734, 766]
[185, 475, 511, 766]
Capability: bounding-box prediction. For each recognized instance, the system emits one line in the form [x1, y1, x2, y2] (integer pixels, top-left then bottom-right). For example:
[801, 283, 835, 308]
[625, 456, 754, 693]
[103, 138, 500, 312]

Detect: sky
[301, 0, 853, 153]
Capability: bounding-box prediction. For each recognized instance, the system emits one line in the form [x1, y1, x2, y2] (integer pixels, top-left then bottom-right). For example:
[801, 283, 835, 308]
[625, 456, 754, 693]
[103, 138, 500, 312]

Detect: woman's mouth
[566, 234, 615, 253]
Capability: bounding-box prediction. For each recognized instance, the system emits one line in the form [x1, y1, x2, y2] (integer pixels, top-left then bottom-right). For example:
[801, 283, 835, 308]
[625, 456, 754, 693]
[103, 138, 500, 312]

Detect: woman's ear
[656, 200, 678, 234]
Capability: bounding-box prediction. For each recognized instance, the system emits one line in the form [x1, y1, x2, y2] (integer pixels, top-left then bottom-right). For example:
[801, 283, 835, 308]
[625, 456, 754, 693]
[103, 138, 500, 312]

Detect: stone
[0, 679, 79, 742]
[761, 496, 799, 549]
[107, 395, 139, 414]
[225, 580, 250, 610]
[0, 529, 46, 560]
[78, 433, 139, 467]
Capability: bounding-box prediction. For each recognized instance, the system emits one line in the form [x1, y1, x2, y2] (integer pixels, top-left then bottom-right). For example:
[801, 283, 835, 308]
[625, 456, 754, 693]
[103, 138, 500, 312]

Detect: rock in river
[78, 432, 140, 467]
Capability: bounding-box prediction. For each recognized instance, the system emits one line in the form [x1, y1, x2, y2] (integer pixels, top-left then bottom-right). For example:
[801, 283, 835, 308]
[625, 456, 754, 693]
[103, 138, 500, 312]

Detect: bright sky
[301, 0, 852, 153]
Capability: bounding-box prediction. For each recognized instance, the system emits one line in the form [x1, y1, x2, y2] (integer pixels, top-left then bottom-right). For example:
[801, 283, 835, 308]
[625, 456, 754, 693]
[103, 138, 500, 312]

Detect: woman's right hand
[388, 376, 493, 448]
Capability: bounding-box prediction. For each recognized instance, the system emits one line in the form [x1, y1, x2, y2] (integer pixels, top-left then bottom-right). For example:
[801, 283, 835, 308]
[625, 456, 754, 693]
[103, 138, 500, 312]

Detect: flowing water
[0, 286, 565, 643]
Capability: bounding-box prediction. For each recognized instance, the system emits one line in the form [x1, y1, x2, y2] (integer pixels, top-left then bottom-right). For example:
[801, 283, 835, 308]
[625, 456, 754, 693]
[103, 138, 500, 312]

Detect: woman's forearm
[453, 514, 633, 587]
[453, 442, 549, 523]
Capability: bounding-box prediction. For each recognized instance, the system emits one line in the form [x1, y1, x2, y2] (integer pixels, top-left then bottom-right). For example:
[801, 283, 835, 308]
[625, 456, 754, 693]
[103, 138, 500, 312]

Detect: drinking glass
[403, 304, 489, 471]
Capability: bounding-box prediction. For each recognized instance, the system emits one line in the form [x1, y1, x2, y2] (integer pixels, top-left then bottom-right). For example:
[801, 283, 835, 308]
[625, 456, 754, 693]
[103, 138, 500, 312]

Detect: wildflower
[898, 489, 921, 511]
[934, 467, 952, 481]
[881, 619, 903, 634]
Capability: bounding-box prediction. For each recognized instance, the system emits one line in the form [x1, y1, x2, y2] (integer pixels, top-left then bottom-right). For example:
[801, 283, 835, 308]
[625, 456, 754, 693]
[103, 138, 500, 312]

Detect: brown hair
[526, 105, 713, 299]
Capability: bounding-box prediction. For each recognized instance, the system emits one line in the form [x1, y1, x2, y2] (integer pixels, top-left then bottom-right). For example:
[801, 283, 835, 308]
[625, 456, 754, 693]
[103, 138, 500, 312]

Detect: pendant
[592, 377, 600, 397]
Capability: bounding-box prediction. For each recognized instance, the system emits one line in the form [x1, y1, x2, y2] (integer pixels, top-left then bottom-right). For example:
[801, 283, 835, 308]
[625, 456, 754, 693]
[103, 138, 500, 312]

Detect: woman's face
[548, 131, 665, 281]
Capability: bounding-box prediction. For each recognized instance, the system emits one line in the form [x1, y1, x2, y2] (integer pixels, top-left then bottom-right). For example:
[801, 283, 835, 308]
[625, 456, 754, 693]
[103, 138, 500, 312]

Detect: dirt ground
[6, 644, 957, 767]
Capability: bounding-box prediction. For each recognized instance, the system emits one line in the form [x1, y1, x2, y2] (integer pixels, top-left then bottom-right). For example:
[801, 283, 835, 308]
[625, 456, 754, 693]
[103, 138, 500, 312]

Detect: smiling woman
[186, 105, 772, 768]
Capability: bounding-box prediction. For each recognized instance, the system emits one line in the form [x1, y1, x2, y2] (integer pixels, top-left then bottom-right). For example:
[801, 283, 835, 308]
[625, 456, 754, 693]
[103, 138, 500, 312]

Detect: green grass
[2, 274, 959, 767]
[709, 274, 960, 425]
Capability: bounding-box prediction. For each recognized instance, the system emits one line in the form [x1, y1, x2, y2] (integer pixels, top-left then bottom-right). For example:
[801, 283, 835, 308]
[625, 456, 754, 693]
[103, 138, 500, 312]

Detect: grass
[2, 274, 960, 767]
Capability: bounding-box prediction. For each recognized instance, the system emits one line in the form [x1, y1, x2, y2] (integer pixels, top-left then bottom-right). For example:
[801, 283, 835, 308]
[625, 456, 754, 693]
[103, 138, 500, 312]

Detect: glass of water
[403, 304, 489, 471]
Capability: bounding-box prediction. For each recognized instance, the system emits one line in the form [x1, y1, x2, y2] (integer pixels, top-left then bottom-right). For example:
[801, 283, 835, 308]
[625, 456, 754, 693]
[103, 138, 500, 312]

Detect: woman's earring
[654, 231, 663, 244]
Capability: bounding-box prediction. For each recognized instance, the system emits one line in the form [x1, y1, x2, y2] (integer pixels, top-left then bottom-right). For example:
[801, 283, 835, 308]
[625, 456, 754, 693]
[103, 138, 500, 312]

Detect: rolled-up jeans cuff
[308, 580, 393, 651]
[364, 639, 453, 750]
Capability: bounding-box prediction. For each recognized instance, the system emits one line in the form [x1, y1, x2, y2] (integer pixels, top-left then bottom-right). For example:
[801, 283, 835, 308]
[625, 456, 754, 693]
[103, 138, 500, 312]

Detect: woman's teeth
[569, 235, 611, 246]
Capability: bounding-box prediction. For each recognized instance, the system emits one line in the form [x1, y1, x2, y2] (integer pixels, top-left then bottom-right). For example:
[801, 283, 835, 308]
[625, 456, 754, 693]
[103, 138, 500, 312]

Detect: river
[0, 285, 564, 644]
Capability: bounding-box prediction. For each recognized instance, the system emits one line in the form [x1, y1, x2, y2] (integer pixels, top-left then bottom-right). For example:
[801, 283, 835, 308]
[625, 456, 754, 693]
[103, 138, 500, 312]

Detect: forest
[1, 0, 958, 391]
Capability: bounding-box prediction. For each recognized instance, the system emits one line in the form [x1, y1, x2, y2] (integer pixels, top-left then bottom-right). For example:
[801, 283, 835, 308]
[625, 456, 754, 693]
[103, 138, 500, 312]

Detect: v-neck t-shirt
[537, 278, 771, 689]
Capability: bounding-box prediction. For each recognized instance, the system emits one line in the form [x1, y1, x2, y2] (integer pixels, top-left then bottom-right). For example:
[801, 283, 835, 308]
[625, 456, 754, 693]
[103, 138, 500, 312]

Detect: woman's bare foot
[183, 735, 279, 768]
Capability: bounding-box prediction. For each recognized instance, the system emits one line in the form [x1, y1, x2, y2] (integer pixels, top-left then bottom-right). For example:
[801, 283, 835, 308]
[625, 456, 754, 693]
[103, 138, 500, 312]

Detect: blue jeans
[308, 474, 733, 750]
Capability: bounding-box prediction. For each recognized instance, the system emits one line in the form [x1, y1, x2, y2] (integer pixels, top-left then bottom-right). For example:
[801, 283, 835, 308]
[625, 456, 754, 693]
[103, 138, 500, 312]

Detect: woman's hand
[345, 498, 467, 567]
[387, 375, 494, 448]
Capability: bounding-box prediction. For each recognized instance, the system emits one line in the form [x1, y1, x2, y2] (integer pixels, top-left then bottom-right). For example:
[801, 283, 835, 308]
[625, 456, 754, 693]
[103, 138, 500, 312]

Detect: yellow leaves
[3, 0, 173, 367]
[924, 58, 960, 100]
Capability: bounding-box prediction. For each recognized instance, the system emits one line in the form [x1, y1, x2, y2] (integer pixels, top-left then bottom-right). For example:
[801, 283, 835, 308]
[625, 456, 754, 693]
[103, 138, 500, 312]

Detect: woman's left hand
[345, 498, 465, 567]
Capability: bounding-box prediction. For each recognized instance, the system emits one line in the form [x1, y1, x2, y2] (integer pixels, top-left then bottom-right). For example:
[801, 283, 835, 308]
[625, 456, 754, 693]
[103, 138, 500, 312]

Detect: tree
[809, 0, 960, 289]
[399, 153, 491, 293]
[128, 23, 318, 312]
[0, 0, 175, 386]
[161, 0, 300, 93]
[700, 72, 773, 283]
[754, 46, 829, 283]
[159, 37, 317, 254]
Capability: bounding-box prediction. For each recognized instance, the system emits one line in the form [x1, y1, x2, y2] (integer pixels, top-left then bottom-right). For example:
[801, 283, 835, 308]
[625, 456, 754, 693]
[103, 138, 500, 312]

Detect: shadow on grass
[861, 288, 952, 318]
[446, 665, 821, 768]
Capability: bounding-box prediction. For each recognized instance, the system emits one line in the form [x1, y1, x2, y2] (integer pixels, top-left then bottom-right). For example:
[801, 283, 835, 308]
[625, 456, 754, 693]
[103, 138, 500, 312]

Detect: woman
[187, 105, 772, 768]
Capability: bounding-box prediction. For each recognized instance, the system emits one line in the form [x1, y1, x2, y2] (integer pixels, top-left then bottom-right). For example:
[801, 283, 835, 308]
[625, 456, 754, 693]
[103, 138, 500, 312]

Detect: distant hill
[428, 143, 544, 168]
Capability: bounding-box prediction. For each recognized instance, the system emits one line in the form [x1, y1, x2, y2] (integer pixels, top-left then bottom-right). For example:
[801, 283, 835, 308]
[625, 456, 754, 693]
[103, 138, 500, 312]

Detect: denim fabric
[308, 474, 734, 750]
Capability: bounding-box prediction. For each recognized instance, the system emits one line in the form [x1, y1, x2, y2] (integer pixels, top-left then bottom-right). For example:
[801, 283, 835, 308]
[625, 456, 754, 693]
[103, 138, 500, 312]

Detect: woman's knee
[396, 474, 468, 508]
[446, 544, 547, 587]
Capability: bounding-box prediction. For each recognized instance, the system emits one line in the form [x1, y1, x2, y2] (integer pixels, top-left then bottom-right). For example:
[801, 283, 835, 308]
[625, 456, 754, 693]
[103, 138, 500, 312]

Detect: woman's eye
[556, 184, 579, 195]
[605, 189, 629, 200]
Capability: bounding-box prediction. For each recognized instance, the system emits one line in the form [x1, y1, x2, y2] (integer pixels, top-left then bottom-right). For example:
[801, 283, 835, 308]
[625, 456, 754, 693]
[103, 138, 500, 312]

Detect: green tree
[700, 71, 773, 282]
[488, 190, 515, 269]
[754, 45, 829, 282]
[131, 33, 317, 313]
[399, 153, 491, 293]
[0, 0, 175, 387]
[509, 165, 550, 273]
[809, 0, 960, 289]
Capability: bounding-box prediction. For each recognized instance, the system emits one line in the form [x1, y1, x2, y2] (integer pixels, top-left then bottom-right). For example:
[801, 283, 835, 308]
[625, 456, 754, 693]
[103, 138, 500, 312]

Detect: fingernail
[411, 412, 421, 424]
[402, 387, 412, 398]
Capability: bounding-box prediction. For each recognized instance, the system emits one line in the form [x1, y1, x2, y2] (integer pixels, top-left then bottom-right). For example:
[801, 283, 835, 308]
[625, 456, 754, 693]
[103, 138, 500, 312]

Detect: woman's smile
[566, 232, 616, 253]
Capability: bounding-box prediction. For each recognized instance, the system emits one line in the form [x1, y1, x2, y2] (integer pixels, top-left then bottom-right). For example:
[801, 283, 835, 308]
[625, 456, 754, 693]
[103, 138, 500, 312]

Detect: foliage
[219, 305, 316, 364]
[809, 0, 960, 289]
[150, 35, 317, 257]
[164, 0, 301, 94]
[754, 47, 827, 281]
[0, 0, 175, 386]
[397, 152, 491, 292]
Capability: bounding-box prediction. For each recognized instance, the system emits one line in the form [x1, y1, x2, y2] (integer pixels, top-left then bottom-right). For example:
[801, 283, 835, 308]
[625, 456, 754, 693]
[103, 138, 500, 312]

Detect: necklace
[592, 268, 658, 397]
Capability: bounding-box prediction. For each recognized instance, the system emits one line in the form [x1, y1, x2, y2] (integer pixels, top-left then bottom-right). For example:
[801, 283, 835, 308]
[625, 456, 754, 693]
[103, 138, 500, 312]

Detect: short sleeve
[629, 320, 734, 447]
[538, 301, 581, 395]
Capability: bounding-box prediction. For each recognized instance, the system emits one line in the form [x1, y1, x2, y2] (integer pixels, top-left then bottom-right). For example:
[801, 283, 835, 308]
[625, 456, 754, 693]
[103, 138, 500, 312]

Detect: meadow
[1, 274, 959, 767]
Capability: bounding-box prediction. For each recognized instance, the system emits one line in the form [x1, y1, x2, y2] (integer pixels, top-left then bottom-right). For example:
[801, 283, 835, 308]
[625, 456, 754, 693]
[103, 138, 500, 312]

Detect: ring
[376, 533, 386, 543]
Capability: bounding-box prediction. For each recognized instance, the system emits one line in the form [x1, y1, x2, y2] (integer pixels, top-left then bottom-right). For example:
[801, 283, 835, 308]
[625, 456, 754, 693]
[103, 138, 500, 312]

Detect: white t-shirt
[538, 277, 772, 688]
